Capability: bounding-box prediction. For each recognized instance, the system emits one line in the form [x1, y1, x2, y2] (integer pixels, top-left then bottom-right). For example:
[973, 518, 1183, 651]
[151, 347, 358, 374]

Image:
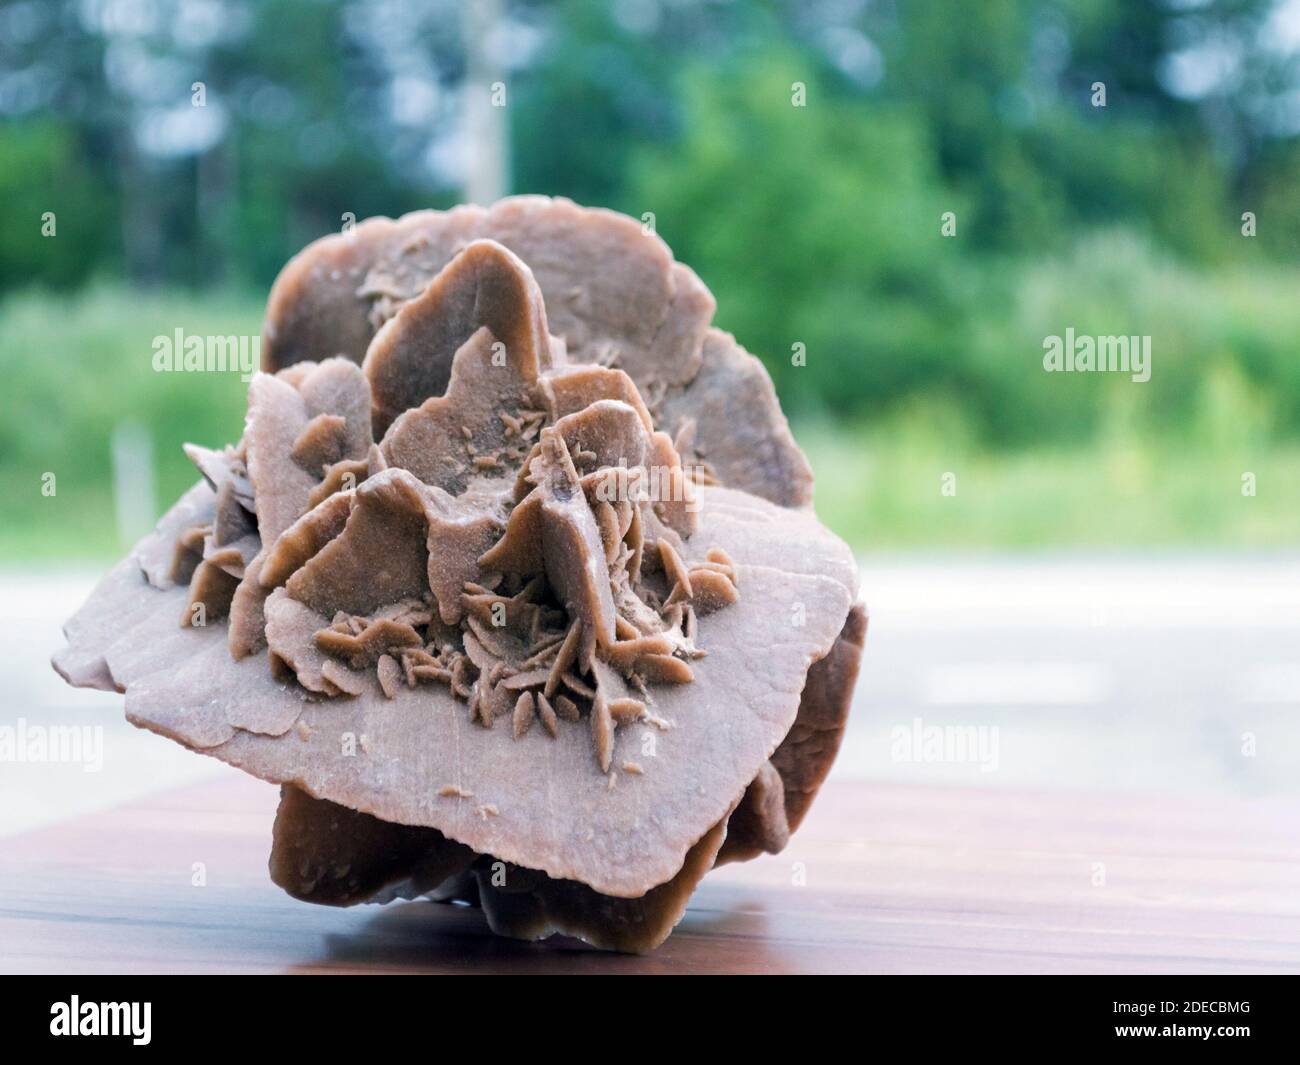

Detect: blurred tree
[1, 0, 1298, 445]
[0, 0, 464, 288]
[508, 0, 776, 203]
[0, 121, 117, 288]
[206, 0, 428, 285]
[872, 0, 1282, 259]
[628, 50, 976, 422]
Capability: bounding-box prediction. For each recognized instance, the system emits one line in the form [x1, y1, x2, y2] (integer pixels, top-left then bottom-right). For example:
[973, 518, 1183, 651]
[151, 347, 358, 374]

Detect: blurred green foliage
[1, 0, 1297, 553]
[806, 424, 1300, 550]
[2, 287, 255, 558]
[627, 49, 1300, 444]
[626, 53, 974, 425]
[3, 274, 1294, 558]
[0, 122, 117, 289]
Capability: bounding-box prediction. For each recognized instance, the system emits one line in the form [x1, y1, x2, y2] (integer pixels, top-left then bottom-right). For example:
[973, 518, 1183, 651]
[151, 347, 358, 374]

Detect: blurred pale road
[3, 556, 1298, 838]
[849, 556, 1300, 797]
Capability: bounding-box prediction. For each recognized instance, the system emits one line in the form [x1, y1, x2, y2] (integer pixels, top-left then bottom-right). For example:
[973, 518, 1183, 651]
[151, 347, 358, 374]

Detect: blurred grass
[804, 422, 1300, 551]
[0, 283, 1296, 560]
[2, 285, 256, 560]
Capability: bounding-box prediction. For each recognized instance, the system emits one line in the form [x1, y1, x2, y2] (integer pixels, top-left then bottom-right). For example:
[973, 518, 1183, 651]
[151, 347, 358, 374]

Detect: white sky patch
[1159, 36, 1242, 99]
[1264, 0, 1300, 53]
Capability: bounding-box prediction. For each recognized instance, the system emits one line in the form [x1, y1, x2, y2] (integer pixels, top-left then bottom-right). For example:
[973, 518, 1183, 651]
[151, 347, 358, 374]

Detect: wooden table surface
[3, 772, 1299, 974]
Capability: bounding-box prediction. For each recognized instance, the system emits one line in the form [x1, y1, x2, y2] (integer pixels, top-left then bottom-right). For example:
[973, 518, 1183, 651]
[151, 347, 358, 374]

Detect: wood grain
[2, 772, 1299, 974]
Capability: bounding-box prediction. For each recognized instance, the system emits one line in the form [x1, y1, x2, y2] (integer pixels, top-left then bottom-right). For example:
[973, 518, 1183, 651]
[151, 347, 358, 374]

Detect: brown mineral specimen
[53, 197, 865, 953]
